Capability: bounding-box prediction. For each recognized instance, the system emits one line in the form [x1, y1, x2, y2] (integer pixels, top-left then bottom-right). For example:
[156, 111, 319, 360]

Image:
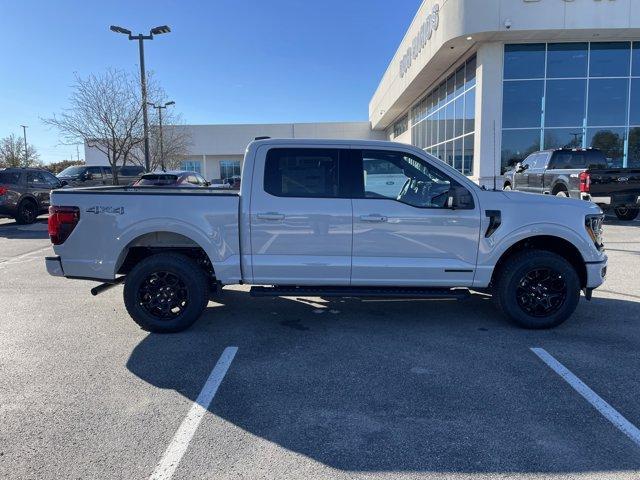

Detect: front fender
[473, 222, 600, 287]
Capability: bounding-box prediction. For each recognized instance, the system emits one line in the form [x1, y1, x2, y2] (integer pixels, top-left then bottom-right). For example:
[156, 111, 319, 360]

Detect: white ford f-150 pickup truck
[46, 139, 607, 332]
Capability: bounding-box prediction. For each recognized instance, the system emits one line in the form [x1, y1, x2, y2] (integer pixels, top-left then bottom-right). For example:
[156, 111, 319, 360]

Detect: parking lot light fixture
[147, 101, 175, 172]
[110, 24, 171, 173]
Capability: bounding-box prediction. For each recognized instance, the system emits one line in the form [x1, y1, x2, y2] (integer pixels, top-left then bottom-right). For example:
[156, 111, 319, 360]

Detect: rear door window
[550, 152, 586, 169]
[27, 172, 46, 185]
[87, 167, 103, 178]
[264, 148, 343, 198]
[0, 172, 21, 184]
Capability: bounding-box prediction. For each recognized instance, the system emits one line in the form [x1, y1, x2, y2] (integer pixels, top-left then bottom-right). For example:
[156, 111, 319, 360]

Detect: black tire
[614, 206, 639, 221]
[15, 199, 38, 224]
[123, 253, 209, 333]
[493, 250, 580, 329]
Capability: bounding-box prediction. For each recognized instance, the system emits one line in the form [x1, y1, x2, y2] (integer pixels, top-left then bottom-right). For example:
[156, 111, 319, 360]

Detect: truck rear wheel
[123, 253, 209, 333]
[614, 206, 639, 221]
[493, 250, 580, 329]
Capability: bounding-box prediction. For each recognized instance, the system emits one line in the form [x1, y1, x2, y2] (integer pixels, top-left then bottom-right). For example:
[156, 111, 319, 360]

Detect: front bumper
[585, 258, 607, 289]
[45, 256, 65, 277]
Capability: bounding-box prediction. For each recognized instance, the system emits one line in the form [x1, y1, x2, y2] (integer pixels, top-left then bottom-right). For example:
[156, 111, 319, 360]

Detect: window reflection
[589, 42, 630, 77]
[543, 129, 584, 150]
[504, 44, 545, 79]
[587, 78, 629, 126]
[547, 43, 588, 78]
[628, 127, 640, 168]
[544, 80, 586, 128]
[501, 129, 541, 173]
[587, 128, 625, 168]
[503, 80, 543, 128]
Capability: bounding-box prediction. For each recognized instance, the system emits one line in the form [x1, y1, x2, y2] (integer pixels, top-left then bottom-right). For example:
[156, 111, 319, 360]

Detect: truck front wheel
[123, 253, 209, 333]
[493, 250, 580, 329]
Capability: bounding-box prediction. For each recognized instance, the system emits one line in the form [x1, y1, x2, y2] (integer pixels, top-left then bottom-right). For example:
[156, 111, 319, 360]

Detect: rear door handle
[360, 214, 388, 223]
[257, 212, 285, 221]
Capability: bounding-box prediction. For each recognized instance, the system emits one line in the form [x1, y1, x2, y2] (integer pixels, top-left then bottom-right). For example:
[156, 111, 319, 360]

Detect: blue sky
[0, 0, 418, 163]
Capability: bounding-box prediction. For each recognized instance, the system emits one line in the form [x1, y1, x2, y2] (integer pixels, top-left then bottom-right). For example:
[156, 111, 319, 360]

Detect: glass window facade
[502, 42, 640, 171]
[180, 160, 202, 174]
[220, 160, 241, 180]
[410, 55, 476, 175]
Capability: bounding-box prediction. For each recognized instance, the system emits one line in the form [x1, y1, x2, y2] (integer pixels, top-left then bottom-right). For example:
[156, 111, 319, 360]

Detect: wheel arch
[490, 235, 587, 289]
[114, 229, 217, 280]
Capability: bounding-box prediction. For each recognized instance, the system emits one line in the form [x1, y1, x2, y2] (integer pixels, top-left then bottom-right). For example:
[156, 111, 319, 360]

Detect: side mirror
[60, 180, 68, 187]
[515, 162, 528, 173]
[204, 181, 211, 187]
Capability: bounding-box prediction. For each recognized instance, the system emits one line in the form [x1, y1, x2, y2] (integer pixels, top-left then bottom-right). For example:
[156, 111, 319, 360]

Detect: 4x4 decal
[85, 206, 125, 215]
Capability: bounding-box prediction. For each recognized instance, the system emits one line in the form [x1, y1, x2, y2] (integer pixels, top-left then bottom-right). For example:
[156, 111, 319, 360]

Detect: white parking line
[0, 246, 52, 269]
[531, 347, 640, 448]
[150, 346, 238, 480]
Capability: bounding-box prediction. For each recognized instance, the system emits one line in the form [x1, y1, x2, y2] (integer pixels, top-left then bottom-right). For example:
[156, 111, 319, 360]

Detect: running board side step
[250, 285, 470, 299]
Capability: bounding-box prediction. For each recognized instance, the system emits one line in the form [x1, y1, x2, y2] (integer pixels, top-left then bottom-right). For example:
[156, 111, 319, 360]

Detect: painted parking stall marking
[150, 346, 238, 480]
[531, 347, 640, 448]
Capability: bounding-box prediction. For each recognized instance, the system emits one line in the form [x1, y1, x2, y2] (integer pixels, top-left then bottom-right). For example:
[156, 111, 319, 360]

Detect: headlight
[585, 214, 604, 250]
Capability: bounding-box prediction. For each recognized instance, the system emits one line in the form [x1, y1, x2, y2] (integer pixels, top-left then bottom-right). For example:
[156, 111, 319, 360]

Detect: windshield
[137, 174, 178, 186]
[58, 166, 86, 177]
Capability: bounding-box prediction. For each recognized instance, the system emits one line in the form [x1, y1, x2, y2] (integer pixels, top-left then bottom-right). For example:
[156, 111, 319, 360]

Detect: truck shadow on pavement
[126, 290, 640, 474]
[0, 218, 49, 240]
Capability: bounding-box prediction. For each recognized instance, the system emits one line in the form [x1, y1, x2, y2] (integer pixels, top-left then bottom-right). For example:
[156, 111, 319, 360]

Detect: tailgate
[588, 168, 640, 197]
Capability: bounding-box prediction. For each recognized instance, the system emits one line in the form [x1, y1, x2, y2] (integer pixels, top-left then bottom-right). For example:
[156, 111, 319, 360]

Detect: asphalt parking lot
[1, 215, 639, 480]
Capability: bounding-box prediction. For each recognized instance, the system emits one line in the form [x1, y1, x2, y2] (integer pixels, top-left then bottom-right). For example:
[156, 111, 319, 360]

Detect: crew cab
[45, 139, 607, 333]
[503, 148, 640, 221]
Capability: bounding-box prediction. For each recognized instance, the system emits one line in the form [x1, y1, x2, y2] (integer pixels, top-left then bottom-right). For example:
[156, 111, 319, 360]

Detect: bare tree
[0, 133, 40, 168]
[43, 69, 144, 184]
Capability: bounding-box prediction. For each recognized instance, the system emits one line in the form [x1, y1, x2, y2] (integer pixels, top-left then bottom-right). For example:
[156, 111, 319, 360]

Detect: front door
[249, 146, 353, 285]
[351, 149, 481, 287]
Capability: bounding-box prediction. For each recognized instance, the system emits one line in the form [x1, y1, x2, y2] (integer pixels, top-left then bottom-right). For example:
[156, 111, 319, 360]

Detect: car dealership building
[87, 0, 640, 186]
[373, 0, 640, 186]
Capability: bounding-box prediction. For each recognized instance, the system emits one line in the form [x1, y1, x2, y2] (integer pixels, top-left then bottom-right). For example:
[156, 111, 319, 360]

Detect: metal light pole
[110, 24, 171, 173]
[148, 101, 175, 172]
[20, 125, 28, 164]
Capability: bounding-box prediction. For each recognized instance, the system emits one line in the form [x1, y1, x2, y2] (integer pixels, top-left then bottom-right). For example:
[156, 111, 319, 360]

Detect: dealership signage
[399, 3, 440, 79]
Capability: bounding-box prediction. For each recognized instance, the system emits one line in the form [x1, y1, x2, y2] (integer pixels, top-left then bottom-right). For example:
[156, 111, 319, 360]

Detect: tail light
[0, 186, 7, 196]
[48, 206, 80, 245]
[579, 171, 591, 193]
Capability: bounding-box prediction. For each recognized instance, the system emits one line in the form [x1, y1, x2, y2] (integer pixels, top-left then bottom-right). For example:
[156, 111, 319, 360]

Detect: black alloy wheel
[138, 271, 189, 319]
[515, 267, 567, 317]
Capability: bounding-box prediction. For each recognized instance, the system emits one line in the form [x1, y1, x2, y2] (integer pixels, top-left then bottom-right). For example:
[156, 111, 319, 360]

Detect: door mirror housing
[59, 180, 68, 187]
[515, 162, 528, 173]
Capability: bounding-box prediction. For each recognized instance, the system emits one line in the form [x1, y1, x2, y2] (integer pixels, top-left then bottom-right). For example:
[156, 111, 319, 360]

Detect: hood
[499, 190, 602, 214]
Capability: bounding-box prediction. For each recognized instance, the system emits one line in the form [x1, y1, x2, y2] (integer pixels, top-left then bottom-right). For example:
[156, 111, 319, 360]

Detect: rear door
[26, 172, 49, 210]
[249, 146, 353, 285]
[351, 149, 481, 286]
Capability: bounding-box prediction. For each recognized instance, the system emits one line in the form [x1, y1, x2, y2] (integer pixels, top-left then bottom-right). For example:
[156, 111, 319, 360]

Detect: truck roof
[248, 137, 427, 154]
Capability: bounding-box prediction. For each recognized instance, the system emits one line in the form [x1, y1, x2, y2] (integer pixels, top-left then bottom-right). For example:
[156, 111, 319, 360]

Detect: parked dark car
[503, 148, 640, 221]
[0, 168, 65, 224]
[57, 165, 145, 187]
[132, 171, 210, 187]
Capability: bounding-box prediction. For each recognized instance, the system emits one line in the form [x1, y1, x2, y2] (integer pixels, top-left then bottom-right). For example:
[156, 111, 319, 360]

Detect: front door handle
[360, 214, 388, 223]
[257, 212, 285, 221]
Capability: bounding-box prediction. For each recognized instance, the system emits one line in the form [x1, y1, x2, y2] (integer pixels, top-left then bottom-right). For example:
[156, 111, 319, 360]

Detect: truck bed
[50, 186, 242, 283]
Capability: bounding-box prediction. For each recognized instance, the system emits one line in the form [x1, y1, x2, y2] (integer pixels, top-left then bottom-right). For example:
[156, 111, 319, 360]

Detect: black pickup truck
[503, 148, 640, 221]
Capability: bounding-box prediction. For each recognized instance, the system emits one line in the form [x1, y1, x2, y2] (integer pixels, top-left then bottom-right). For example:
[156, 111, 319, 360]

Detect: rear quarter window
[0, 172, 21, 184]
